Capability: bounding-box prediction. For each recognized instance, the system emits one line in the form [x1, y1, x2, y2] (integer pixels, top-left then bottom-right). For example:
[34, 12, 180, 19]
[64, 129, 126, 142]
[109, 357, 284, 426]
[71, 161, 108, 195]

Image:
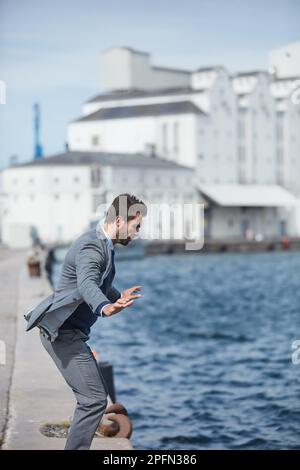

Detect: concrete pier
[0, 247, 132, 450]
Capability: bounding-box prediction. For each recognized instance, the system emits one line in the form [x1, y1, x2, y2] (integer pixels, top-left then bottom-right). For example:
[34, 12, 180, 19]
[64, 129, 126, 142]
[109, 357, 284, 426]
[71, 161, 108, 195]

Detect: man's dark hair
[104, 193, 147, 224]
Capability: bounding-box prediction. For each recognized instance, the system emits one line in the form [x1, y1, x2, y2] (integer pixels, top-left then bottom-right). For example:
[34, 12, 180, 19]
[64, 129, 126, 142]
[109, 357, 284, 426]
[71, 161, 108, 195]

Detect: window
[53, 177, 59, 183]
[173, 122, 179, 153]
[276, 112, 284, 141]
[237, 116, 245, 140]
[74, 176, 80, 183]
[91, 135, 100, 146]
[276, 147, 283, 163]
[91, 166, 101, 187]
[54, 194, 60, 200]
[238, 146, 245, 161]
[162, 123, 168, 153]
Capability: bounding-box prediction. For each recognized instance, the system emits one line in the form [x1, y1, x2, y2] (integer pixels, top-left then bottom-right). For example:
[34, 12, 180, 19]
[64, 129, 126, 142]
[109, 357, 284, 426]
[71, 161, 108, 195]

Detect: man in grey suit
[24, 193, 147, 450]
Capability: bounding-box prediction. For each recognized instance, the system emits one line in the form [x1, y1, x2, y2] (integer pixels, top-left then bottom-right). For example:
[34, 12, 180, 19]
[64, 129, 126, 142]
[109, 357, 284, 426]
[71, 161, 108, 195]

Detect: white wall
[1, 166, 93, 246]
[1, 161, 196, 247]
[233, 73, 277, 184]
[101, 47, 190, 91]
[208, 206, 291, 239]
[269, 42, 300, 79]
[68, 113, 199, 168]
[271, 79, 300, 196]
[197, 68, 237, 185]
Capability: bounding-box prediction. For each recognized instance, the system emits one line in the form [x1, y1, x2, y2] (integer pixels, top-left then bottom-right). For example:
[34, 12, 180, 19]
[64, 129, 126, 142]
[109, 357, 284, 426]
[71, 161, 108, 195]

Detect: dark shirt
[60, 249, 115, 335]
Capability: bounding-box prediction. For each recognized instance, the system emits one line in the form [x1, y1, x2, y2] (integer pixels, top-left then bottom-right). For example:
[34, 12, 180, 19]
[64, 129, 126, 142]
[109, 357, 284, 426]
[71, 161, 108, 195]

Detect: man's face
[116, 213, 143, 246]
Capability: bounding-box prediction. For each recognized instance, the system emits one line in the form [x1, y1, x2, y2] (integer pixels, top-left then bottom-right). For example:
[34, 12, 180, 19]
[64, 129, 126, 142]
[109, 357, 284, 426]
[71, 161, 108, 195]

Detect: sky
[0, 0, 299, 169]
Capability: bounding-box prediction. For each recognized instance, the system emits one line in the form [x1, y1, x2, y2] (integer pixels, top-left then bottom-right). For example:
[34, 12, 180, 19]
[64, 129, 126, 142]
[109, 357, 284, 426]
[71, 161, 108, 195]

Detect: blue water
[52, 251, 300, 450]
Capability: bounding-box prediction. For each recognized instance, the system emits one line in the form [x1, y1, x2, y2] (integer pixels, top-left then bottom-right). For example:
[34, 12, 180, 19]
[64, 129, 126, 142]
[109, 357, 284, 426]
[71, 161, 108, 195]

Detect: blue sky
[0, 0, 299, 169]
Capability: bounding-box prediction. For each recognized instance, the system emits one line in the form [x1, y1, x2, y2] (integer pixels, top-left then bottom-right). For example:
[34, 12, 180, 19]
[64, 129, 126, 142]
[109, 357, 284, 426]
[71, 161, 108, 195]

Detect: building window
[238, 146, 245, 161]
[74, 176, 80, 183]
[91, 166, 101, 187]
[29, 178, 34, 184]
[53, 177, 59, 183]
[91, 135, 100, 146]
[30, 194, 35, 202]
[162, 123, 168, 153]
[74, 193, 80, 199]
[276, 112, 284, 141]
[173, 122, 179, 153]
[276, 147, 283, 163]
[237, 117, 245, 140]
[54, 194, 60, 200]
[198, 154, 204, 160]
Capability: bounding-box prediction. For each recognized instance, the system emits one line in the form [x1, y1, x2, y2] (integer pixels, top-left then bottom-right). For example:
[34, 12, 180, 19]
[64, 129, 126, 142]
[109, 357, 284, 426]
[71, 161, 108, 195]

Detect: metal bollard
[98, 361, 116, 403]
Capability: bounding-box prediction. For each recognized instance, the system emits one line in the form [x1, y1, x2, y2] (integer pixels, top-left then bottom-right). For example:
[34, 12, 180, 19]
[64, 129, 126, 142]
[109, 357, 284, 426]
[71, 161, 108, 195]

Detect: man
[24, 193, 147, 450]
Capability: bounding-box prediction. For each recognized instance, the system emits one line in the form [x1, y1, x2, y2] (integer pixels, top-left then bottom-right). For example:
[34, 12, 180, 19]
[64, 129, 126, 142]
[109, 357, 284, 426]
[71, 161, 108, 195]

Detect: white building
[69, 55, 237, 185]
[2, 44, 299, 247]
[268, 42, 300, 79]
[268, 42, 300, 234]
[198, 184, 299, 240]
[1, 151, 196, 248]
[101, 46, 191, 91]
[270, 77, 300, 193]
[232, 71, 277, 184]
[67, 46, 300, 239]
[0, 171, 5, 243]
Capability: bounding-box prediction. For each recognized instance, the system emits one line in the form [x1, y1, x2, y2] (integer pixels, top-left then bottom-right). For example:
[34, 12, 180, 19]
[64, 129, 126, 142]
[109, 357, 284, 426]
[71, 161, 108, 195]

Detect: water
[52, 251, 300, 450]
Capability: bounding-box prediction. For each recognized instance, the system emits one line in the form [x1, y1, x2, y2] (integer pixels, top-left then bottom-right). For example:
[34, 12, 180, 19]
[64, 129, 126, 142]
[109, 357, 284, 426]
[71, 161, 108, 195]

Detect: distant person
[24, 193, 147, 450]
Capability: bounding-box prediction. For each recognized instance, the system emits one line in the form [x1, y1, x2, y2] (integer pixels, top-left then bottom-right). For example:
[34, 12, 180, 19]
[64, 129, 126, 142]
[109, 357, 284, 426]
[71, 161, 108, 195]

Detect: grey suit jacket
[24, 226, 121, 341]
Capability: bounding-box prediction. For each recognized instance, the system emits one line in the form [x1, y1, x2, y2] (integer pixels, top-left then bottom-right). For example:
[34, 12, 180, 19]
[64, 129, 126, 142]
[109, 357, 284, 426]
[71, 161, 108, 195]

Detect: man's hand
[121, 285, 141, 301]
[102, 285, 142, 317]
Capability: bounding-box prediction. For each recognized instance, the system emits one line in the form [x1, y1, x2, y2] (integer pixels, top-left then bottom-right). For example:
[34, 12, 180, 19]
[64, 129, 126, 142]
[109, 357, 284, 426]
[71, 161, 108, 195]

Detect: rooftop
[86, 87, 205, 103]
[198, 184, 300, 207]
[234, 70, 268, 77]
[10, 151, 193, 171]
[74, 101, 205, 122]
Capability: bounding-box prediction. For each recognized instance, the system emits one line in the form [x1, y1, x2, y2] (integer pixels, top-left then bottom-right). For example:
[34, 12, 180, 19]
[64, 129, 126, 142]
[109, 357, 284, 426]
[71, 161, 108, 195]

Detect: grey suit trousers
[39, 328, 108, 450]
